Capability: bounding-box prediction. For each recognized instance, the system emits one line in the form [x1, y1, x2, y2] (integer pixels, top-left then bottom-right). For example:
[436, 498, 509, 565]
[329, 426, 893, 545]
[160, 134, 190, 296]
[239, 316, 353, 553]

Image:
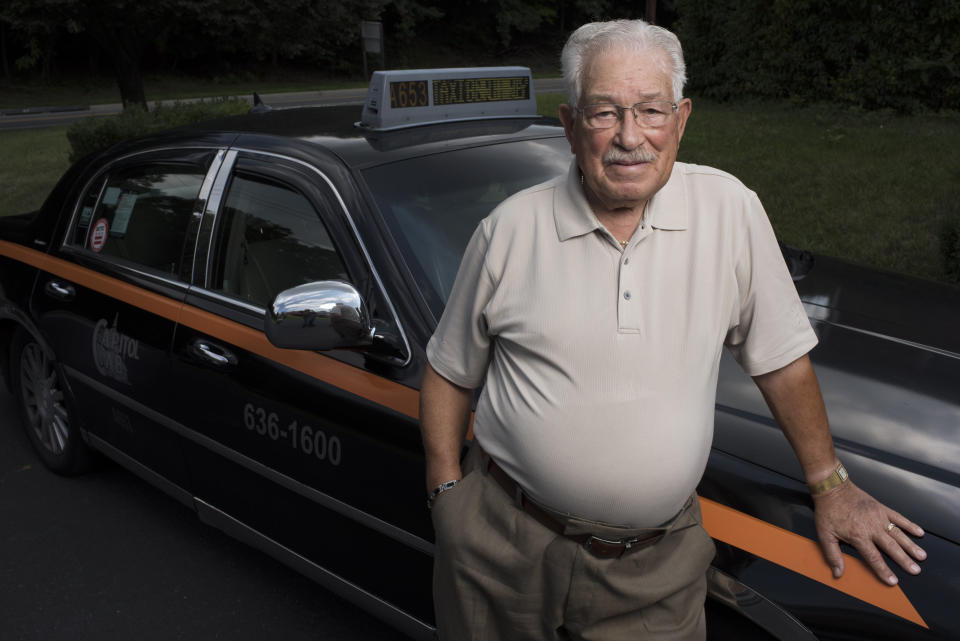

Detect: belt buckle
[584, 532, 662, 558]
[584, 534, 641, 559]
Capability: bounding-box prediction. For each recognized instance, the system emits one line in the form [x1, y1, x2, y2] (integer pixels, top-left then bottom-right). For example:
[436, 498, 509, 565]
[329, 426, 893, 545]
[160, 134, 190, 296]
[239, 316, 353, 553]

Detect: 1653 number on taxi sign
[389, 80, 428, 109]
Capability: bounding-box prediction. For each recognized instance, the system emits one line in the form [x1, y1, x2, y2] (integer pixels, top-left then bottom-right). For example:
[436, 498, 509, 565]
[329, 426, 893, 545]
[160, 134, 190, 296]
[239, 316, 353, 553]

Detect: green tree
[1, 0, 170, 108]
[2, 0, 440, 106]
[176, 0, 393, 71]
[0, 0, 82, 82]
[383, 0, 444, 44]
[673, 0, 960, 111]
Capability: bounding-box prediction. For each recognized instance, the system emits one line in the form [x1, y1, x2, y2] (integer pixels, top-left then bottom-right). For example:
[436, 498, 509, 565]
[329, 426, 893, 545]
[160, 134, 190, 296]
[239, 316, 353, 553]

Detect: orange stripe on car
[1, 240, 928, 629]
[176, 303, 421, 420]
[0, 241, 420, 419]
[699, 496, 928, 628]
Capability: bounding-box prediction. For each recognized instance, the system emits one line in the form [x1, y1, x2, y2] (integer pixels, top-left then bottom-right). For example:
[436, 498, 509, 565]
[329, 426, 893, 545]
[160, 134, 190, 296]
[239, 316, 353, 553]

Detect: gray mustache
[603, 148, 656, 164]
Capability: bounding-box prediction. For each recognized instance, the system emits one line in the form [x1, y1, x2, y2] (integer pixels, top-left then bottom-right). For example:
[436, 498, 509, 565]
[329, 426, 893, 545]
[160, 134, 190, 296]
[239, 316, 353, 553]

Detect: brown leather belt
[486, 457, 663, 558]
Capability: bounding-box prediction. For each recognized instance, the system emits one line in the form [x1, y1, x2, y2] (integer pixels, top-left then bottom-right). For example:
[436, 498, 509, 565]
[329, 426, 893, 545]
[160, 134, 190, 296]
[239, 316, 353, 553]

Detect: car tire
[11, 328, 92, 475]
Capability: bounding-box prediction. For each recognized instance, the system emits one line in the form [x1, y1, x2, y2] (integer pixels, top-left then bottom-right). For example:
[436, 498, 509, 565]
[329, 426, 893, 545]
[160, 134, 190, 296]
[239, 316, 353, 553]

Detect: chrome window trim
[66, 365, 434, 557]
[189, 287, 266, 315]
[57, 245, 193, 296]
[202, 147, 412, 367]
[196, 149, 238, 285]
[61, 145, 223, 252]
[197, 149, 227, 203]
[58, 145, 225, 291]
[187, 149, 228, 282]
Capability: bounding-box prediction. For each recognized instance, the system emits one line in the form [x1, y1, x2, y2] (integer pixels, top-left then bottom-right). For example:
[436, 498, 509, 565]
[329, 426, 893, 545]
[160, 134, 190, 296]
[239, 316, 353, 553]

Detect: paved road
[0, 378, 411, 641]
[0, 89, 372, 132]
[0, 78, 567, 131]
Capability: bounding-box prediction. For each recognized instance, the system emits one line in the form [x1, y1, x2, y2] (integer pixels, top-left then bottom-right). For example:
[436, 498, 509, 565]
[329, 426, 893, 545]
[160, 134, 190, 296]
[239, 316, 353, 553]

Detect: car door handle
[190, 339, 238, 367]
[44, 279, 76, 301]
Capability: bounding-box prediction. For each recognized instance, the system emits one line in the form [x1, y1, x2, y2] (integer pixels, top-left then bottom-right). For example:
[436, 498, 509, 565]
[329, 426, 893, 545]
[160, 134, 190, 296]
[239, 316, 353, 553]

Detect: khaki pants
[431, 444, 716, 641]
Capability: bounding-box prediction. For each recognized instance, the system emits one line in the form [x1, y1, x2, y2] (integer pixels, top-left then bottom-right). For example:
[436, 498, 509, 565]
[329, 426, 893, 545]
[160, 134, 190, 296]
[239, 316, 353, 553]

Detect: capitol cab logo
[92, 314, 141, 384]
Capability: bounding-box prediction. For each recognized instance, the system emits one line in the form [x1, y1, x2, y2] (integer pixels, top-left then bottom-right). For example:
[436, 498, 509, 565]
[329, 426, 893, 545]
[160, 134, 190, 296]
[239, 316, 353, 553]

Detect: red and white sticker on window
[89, 218, 109, 252]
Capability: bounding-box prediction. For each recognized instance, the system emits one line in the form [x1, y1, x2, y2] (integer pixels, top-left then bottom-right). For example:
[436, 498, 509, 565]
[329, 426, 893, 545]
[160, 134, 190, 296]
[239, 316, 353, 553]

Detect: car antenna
[249, 92, 272, 114]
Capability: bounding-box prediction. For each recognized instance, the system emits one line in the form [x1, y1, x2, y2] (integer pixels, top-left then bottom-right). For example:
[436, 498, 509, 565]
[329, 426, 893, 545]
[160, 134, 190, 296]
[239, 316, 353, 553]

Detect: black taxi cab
[1, 68, 958, 640]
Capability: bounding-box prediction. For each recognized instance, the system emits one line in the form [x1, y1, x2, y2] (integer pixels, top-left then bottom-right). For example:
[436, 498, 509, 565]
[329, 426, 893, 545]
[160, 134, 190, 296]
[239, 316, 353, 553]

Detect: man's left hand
[752, 355, 928, 586]
[812, 480, 926, 585]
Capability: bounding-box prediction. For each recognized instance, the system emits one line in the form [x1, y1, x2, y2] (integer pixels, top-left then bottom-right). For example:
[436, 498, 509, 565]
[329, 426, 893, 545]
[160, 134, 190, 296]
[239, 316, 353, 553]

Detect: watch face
[838, 466, 849, 482]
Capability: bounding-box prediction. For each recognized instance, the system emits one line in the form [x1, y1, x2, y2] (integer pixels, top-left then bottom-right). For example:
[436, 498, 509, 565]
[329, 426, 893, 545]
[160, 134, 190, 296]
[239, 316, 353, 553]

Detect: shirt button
[624, 258, 630, 265]
[623, 290, 631, 300]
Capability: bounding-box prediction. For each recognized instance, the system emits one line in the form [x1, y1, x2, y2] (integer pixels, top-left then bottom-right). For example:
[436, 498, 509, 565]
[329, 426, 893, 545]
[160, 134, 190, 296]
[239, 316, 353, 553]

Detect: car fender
[707, 566, 817, 641]
[0, 296, 56, 392]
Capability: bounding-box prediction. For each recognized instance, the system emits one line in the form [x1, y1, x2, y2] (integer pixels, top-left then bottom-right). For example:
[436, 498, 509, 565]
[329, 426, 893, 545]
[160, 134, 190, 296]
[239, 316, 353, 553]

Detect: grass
[0, 126, 71, 216]
[681, 102, 960, 283]
[4, 94, 959, 285]
[538, 93, 960, 284]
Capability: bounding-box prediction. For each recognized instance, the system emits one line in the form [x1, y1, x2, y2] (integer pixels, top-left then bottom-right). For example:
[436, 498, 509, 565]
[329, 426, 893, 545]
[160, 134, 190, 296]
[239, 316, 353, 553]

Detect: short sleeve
[426, 220, 496, 388]
[724, 194, 818, 376]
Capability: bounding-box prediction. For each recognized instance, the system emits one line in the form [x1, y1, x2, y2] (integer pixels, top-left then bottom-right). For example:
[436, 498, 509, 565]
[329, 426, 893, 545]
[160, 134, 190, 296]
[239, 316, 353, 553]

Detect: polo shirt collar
[645, 164, 688, 231]
[554, 160, 600, 241]
[554, 160, 688, 241]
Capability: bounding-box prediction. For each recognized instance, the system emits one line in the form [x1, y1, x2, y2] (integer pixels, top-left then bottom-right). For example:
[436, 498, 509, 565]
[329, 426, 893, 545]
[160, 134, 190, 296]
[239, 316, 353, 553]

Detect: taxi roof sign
[359, 67, 539, 131]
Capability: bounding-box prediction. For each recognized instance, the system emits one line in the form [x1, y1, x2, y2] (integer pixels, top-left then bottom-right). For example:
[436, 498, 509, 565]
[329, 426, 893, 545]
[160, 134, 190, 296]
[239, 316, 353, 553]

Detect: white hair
[561, 19, 687, 107]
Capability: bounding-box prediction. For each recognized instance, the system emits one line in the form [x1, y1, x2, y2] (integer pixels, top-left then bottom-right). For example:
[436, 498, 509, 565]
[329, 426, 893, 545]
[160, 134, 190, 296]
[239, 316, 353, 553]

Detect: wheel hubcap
[19, 343, 69, 456]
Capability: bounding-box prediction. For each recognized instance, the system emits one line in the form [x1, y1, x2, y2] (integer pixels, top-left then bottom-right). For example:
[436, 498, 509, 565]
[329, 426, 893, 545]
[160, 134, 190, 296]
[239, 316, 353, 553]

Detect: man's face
[559, 47, 692, 214]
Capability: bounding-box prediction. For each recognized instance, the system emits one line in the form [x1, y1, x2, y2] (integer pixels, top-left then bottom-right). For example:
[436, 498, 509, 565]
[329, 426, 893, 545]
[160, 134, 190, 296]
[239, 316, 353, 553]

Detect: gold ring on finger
[885, 521, 896, 533]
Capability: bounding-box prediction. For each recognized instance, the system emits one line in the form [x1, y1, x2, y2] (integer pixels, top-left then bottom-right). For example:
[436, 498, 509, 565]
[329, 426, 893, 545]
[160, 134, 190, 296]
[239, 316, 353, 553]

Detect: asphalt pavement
[0, 77, 567, 131]
[0, 377, 410, 641]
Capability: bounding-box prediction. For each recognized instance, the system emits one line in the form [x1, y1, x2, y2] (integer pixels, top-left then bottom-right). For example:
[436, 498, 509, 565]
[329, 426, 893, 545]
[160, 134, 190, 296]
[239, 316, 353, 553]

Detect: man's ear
[558, 103, 577, 152]
[675, 98, 692, 143]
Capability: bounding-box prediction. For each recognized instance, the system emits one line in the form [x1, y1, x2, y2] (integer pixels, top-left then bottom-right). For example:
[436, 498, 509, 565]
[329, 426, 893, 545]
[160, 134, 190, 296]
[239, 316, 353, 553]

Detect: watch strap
[808, 461, 850, 496]
[427, 479, 460, 509]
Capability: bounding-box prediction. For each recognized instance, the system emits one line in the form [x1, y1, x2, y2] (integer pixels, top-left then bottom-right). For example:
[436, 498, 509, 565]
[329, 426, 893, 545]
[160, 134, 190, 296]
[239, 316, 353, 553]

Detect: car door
[168, 150, 433, 625]
[31, 149, 220, 493]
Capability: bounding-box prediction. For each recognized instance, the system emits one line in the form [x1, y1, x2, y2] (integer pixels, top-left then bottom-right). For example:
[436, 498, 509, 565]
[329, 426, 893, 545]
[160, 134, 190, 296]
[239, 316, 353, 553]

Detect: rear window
[362, 137, 570, 317]
[71, 163, 206, 277]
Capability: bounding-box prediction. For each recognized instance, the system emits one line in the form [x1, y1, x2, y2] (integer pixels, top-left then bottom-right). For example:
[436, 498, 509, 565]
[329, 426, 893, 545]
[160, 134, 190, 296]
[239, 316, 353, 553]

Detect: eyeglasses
[577, 101, 678, 129]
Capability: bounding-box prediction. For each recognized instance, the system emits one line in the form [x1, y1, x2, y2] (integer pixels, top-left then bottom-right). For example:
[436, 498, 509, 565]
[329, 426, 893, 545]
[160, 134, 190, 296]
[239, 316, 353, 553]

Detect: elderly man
[420, 19, 926, 641]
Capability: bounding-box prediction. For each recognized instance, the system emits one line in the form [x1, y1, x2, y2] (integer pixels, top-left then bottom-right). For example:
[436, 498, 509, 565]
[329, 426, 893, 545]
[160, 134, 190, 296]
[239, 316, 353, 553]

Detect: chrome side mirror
[265, 280, 373, 351]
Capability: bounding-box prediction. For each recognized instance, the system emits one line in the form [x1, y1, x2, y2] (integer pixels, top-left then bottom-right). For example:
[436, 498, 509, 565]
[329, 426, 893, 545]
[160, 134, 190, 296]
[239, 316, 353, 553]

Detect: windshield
[362, 137, 572, 318]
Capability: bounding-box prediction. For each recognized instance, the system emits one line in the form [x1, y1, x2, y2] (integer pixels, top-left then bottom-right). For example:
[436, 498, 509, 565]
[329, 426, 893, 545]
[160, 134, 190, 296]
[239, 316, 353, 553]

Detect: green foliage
[66, 99, 249, 163]
[0, 0, 81, 78]
[493, 0, 557, 48]
[2, 0, 651, 91]
[2, 0, 442, 103]
[399, 0, 633, 64]
[381, 0, 444, 44]
[1, 0, 444, 79]
[673, 0, 960, 111]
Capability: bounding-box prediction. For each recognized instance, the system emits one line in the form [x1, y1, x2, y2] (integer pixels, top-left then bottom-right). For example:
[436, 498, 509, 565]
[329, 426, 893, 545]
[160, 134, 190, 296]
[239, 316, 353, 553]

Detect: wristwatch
[427, 479, 460, 509]
[808, 461, 850, 496]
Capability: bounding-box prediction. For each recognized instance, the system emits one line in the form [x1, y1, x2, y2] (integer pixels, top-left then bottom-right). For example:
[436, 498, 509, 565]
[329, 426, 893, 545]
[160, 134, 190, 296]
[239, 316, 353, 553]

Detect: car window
[362, 137, 571, 316]
[71, 163, 205, 276]
[209, 171, 349, 308]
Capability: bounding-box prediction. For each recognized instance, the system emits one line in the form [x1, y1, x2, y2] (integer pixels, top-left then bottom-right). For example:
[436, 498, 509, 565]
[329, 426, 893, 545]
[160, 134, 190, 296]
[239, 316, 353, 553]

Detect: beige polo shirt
[427, 160, 818, 527]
